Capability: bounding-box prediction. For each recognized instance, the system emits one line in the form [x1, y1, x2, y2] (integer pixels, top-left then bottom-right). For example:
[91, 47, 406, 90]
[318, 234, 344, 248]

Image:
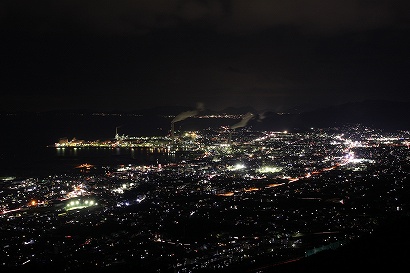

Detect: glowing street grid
[1, 124, 410, 272]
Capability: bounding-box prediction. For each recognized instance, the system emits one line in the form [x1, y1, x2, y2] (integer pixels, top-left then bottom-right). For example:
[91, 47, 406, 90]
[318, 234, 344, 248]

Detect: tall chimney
[171, 122, 175, 140]
[228, 130, 232, 144]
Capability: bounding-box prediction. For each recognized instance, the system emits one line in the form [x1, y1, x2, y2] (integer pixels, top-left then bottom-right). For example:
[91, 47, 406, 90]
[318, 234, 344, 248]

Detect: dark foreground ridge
[4, 215, 410, 273]
[169, 214, 409, 273]
[262, 215, 410, 273]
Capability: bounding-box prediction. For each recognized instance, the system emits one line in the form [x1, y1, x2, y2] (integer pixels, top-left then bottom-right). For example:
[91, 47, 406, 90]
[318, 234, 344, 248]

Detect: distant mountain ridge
[296, 99, 410, 131]
[1, 100, 409, 134]
[247, 99, 410, 132]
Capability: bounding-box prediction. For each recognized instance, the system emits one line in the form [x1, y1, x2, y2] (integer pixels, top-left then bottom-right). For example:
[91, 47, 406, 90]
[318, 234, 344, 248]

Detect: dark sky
[1, 0, 409, 112]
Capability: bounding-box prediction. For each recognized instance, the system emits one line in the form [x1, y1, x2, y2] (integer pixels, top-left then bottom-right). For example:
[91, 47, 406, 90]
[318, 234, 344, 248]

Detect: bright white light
[257, 166, 282, 173]
[228, 163, 246, 171]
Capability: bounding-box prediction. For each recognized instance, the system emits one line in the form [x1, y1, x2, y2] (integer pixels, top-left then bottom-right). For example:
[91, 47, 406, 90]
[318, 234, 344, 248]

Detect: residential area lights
[1, 124, 410, 272]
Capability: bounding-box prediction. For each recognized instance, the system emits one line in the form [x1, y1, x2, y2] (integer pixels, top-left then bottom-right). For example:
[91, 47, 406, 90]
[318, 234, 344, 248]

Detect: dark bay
[0, 113, 176, 178]
[0, 146, 175, 178]
[0, 112, 233, 178]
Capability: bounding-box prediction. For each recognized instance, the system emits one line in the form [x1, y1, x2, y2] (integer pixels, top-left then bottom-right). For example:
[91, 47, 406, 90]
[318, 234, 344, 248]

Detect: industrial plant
[2, 119, 410, 272]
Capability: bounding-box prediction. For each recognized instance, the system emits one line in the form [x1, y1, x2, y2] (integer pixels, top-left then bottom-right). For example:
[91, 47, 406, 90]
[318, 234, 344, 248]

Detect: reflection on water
[54, 147, 173, 161]
[56, 147, 78, 156]
[1, 146, 176, 178]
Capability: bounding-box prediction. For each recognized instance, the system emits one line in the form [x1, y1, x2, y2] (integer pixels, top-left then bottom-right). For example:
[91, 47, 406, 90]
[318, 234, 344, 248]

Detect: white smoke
[172, 102, 204, 123]
[258, 111, 266, 121]
[230, 112, 254, 129]
[172, 110, 199, 123]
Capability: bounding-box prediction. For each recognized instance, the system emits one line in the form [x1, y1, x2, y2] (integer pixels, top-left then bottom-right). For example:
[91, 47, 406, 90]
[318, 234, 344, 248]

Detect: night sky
[1, 0, 409, 112]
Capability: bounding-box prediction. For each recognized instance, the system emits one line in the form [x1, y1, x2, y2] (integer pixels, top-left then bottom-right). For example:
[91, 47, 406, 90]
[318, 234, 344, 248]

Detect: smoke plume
[230, 112, 254, 129]
[172, 110, 198, 123]
[172, 102, 204, 123]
